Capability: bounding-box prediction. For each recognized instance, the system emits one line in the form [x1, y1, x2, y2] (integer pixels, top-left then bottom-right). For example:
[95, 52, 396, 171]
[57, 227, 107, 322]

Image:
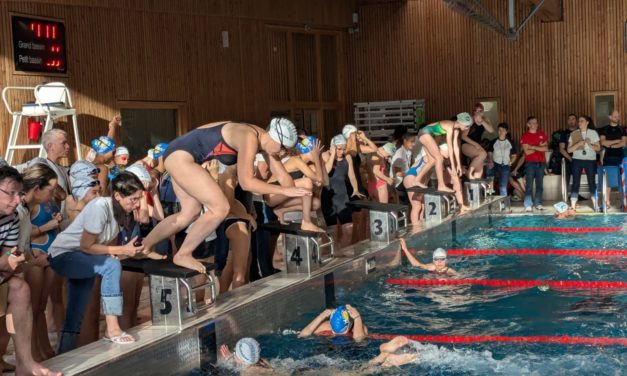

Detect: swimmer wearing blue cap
[400, 238, 459, 277]
[299, 304, 368, 342]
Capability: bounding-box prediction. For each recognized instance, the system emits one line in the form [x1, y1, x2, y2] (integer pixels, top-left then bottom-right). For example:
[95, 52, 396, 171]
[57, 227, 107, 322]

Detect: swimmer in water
[400, 238, 459, 276]
[298, 305, 368, 342]
[218, 337, 272, 375]
[367, 336, 420, 368]
[553, 201, 576, 219]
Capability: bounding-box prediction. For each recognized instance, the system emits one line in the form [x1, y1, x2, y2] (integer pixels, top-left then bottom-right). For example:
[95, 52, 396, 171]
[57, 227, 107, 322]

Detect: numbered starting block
[259, 223, 334, 274]
[407, 187, 457, 223]
[464, 179, 490, 209]
[121, 259, 216, 327]
[348, 200, 407, 242]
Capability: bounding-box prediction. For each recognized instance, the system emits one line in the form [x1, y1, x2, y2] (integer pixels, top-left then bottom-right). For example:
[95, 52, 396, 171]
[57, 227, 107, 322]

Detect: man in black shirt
[599, 110, 626, 206]
[549, 114, 577, 182]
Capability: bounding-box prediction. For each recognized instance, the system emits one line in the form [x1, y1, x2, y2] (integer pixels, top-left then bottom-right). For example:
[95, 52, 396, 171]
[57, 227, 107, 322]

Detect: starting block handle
[312, 235, 334, 262]
[179, 273, 216, 314]
[390, 210, 407, 229]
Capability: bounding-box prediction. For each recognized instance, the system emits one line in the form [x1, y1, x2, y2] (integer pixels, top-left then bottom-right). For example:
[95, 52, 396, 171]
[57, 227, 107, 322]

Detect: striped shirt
[0, 213, 20, 249]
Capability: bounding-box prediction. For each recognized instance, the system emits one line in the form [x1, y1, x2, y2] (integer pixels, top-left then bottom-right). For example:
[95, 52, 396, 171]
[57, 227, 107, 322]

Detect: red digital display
[12, 15, 67, 74]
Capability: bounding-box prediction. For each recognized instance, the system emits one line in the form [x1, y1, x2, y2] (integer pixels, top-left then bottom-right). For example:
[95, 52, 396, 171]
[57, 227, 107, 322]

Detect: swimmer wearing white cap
[218, 337, 272, 373]
[553, 201, 576, 219]
[399, 238, 459, 277]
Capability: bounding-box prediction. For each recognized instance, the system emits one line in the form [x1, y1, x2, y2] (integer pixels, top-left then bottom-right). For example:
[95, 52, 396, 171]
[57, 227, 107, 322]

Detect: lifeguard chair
[2, 82, 81, 164]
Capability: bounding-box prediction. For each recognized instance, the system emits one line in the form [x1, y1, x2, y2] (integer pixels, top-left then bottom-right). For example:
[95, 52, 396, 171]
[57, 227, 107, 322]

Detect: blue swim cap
[90, 136, 116, 154]
[330, 306, 352, 335]
[296, 136, 317, 154]
[153, 143, 169, 158]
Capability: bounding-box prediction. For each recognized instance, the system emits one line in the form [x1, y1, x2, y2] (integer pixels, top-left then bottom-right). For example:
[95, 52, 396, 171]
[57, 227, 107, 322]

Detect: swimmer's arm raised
[298, 309, 333, 337]
[400, 239, 428, 269]
[346, 305, 367, 342]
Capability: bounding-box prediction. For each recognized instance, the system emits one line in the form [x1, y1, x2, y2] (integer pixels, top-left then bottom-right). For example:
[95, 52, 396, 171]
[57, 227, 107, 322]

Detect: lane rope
[491, 227, 621, 233]
[446, 249, 627, 257]
[386, 279, 627, 289]
[317, 331, 627, 346]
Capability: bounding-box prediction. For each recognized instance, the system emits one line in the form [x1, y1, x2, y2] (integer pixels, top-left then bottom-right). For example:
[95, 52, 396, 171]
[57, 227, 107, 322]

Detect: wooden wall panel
[345, 0, 627, 142]
[0, 0, 355, 163]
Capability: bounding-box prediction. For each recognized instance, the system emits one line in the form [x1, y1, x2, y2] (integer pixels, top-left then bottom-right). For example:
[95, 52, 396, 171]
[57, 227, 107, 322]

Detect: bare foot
[460, 205, 471, 214]
[140, 251, 167, 260]
[273, 208, 288, 225]
[301, 221, 325, 233]
[414, 181, 428, 189]
[383, 353, 419, 367]
[173, 253, 206, 273]
[18, 362, 63, 376]
[437, 186, 454, 193]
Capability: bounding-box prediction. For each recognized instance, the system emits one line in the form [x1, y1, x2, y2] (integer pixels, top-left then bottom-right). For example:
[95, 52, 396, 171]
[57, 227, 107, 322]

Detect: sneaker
[535, 205, 544, 211]
[525, 207, 532, 212]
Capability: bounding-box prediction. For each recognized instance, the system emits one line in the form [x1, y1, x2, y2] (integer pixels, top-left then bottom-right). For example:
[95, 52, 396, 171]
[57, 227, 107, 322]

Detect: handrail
[560, 158, 567, 202]
[602, 168, 607, 214]
[1, 86, 36, 115]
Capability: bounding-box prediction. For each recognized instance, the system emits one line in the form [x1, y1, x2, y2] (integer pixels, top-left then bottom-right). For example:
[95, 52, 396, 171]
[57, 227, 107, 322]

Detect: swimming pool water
[205, 215, 627, 375]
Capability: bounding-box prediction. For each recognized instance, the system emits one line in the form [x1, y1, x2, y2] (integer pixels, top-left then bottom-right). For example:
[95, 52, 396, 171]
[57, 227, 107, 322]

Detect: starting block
[407, 187, 457, 223]
[465, 179, 490, 209]
[348, 200, 408, 242]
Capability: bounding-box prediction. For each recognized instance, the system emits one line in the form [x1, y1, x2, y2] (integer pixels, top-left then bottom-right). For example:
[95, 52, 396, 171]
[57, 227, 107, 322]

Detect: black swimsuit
[163, 123, 258, 165]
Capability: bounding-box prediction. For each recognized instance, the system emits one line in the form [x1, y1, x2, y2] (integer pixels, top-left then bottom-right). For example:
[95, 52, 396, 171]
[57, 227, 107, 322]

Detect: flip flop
[103, 331, 135, 344]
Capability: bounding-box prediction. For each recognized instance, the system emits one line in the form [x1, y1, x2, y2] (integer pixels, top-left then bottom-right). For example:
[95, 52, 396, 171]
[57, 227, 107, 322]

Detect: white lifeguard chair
[1, 82, 81, 164]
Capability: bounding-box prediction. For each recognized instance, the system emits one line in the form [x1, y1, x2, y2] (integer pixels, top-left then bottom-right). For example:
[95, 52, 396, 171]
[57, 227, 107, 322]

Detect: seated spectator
[19, 164, 62, 361]
[299, 305, 368, 342]
[66, 161, 101, 223]
[87, 135, 116, 192]
[49, 172, 145, 352]
[0, 166, 61, 375]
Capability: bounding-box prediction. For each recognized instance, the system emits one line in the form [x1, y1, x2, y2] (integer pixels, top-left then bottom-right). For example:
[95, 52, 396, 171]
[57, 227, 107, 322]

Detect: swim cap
[26, 157, 49, 167]
[153, 143, 169, 159]
[381, 142, 397, 157]
[90, 136, 116, 154]
[342, 124, 358, 139]
[553, 201, 569, 214]
[332, 134, 347, 146]
[71, 176, 99, 200]
[456, 112, 473, 127]
[268, 118, 298, 148]
[330, 306, 352, 335]
[296, 136, 318, 154]
[433, 248, 447, 260]
[147, 149, 154, 159]
[108, 165, 122, 181]
[234, 337, 261, 366]
[126, 164, 151, 185]
[114, 146, 129, 157]
[69, 160, 99, 184]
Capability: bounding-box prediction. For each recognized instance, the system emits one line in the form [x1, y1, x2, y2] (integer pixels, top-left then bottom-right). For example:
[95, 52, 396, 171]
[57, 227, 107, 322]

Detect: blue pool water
[209, 215, 627, 375]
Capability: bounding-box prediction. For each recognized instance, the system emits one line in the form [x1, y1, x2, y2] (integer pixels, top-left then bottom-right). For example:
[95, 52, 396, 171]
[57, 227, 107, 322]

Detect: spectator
[113, 147, 130, 168]
[0, 166, 61, 375]
[521, 116, 549, 211]
[599, 110, 626, 207]
[548, 114, 577, 176]
[366, 143, 396, 203]
[49, 172, 145, 352]
[391, 133, 416, 204]
[567, 116, 600, 211]
[487, 123, 516, 196]
[88, 135, 116, 192]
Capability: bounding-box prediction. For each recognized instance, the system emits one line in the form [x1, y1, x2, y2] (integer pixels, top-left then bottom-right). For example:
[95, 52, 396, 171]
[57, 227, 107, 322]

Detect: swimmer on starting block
[400, 238, 459, 276]
[554, 201, 576, 220]
[298, 305, 368, 342]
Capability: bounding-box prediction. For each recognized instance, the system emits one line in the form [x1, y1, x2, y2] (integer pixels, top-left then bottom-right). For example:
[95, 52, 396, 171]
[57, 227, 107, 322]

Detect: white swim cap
[381, 142, 397, 157]
[267, 118, 298, 148]
[114, 146, 129, 157]
[433, 248, 447, 260]
[342, 124, 358, 139]
[456, 112, 473, 127]
[553, 201, 569, 214]
[332, 134, 347, 146]
[235, 337, 261, 365]
[125, 164, 151, 185]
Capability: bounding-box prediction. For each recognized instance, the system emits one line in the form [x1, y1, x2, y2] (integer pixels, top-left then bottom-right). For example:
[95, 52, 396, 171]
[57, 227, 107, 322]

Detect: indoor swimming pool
[206, 214, 626, 375]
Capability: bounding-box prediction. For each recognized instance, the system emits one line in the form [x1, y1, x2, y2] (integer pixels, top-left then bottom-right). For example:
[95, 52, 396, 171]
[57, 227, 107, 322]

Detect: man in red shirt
[521, 116, 548, 211]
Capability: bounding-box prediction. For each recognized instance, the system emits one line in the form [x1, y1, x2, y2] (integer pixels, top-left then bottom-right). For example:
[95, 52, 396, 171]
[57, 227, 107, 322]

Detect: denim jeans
[50, 251, 123, 353]
[570, 158, 597, 201]
[524, 162, 545, 208]
[494, 163, 510, 196]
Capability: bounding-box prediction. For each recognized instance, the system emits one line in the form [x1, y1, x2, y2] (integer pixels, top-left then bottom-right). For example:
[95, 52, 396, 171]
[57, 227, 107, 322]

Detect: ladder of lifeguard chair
[5, 113, 58, 165]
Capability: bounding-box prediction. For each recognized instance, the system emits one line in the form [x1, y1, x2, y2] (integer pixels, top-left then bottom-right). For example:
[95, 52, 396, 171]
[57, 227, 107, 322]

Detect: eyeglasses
[433, 257, 447, 261]
[0, 187, 25, 199]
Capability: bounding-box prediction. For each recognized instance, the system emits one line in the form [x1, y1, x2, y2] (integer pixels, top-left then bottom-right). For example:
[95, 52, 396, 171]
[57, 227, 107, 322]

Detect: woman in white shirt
[567, 116, 600, 211]
[49, 172, 145, 353]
